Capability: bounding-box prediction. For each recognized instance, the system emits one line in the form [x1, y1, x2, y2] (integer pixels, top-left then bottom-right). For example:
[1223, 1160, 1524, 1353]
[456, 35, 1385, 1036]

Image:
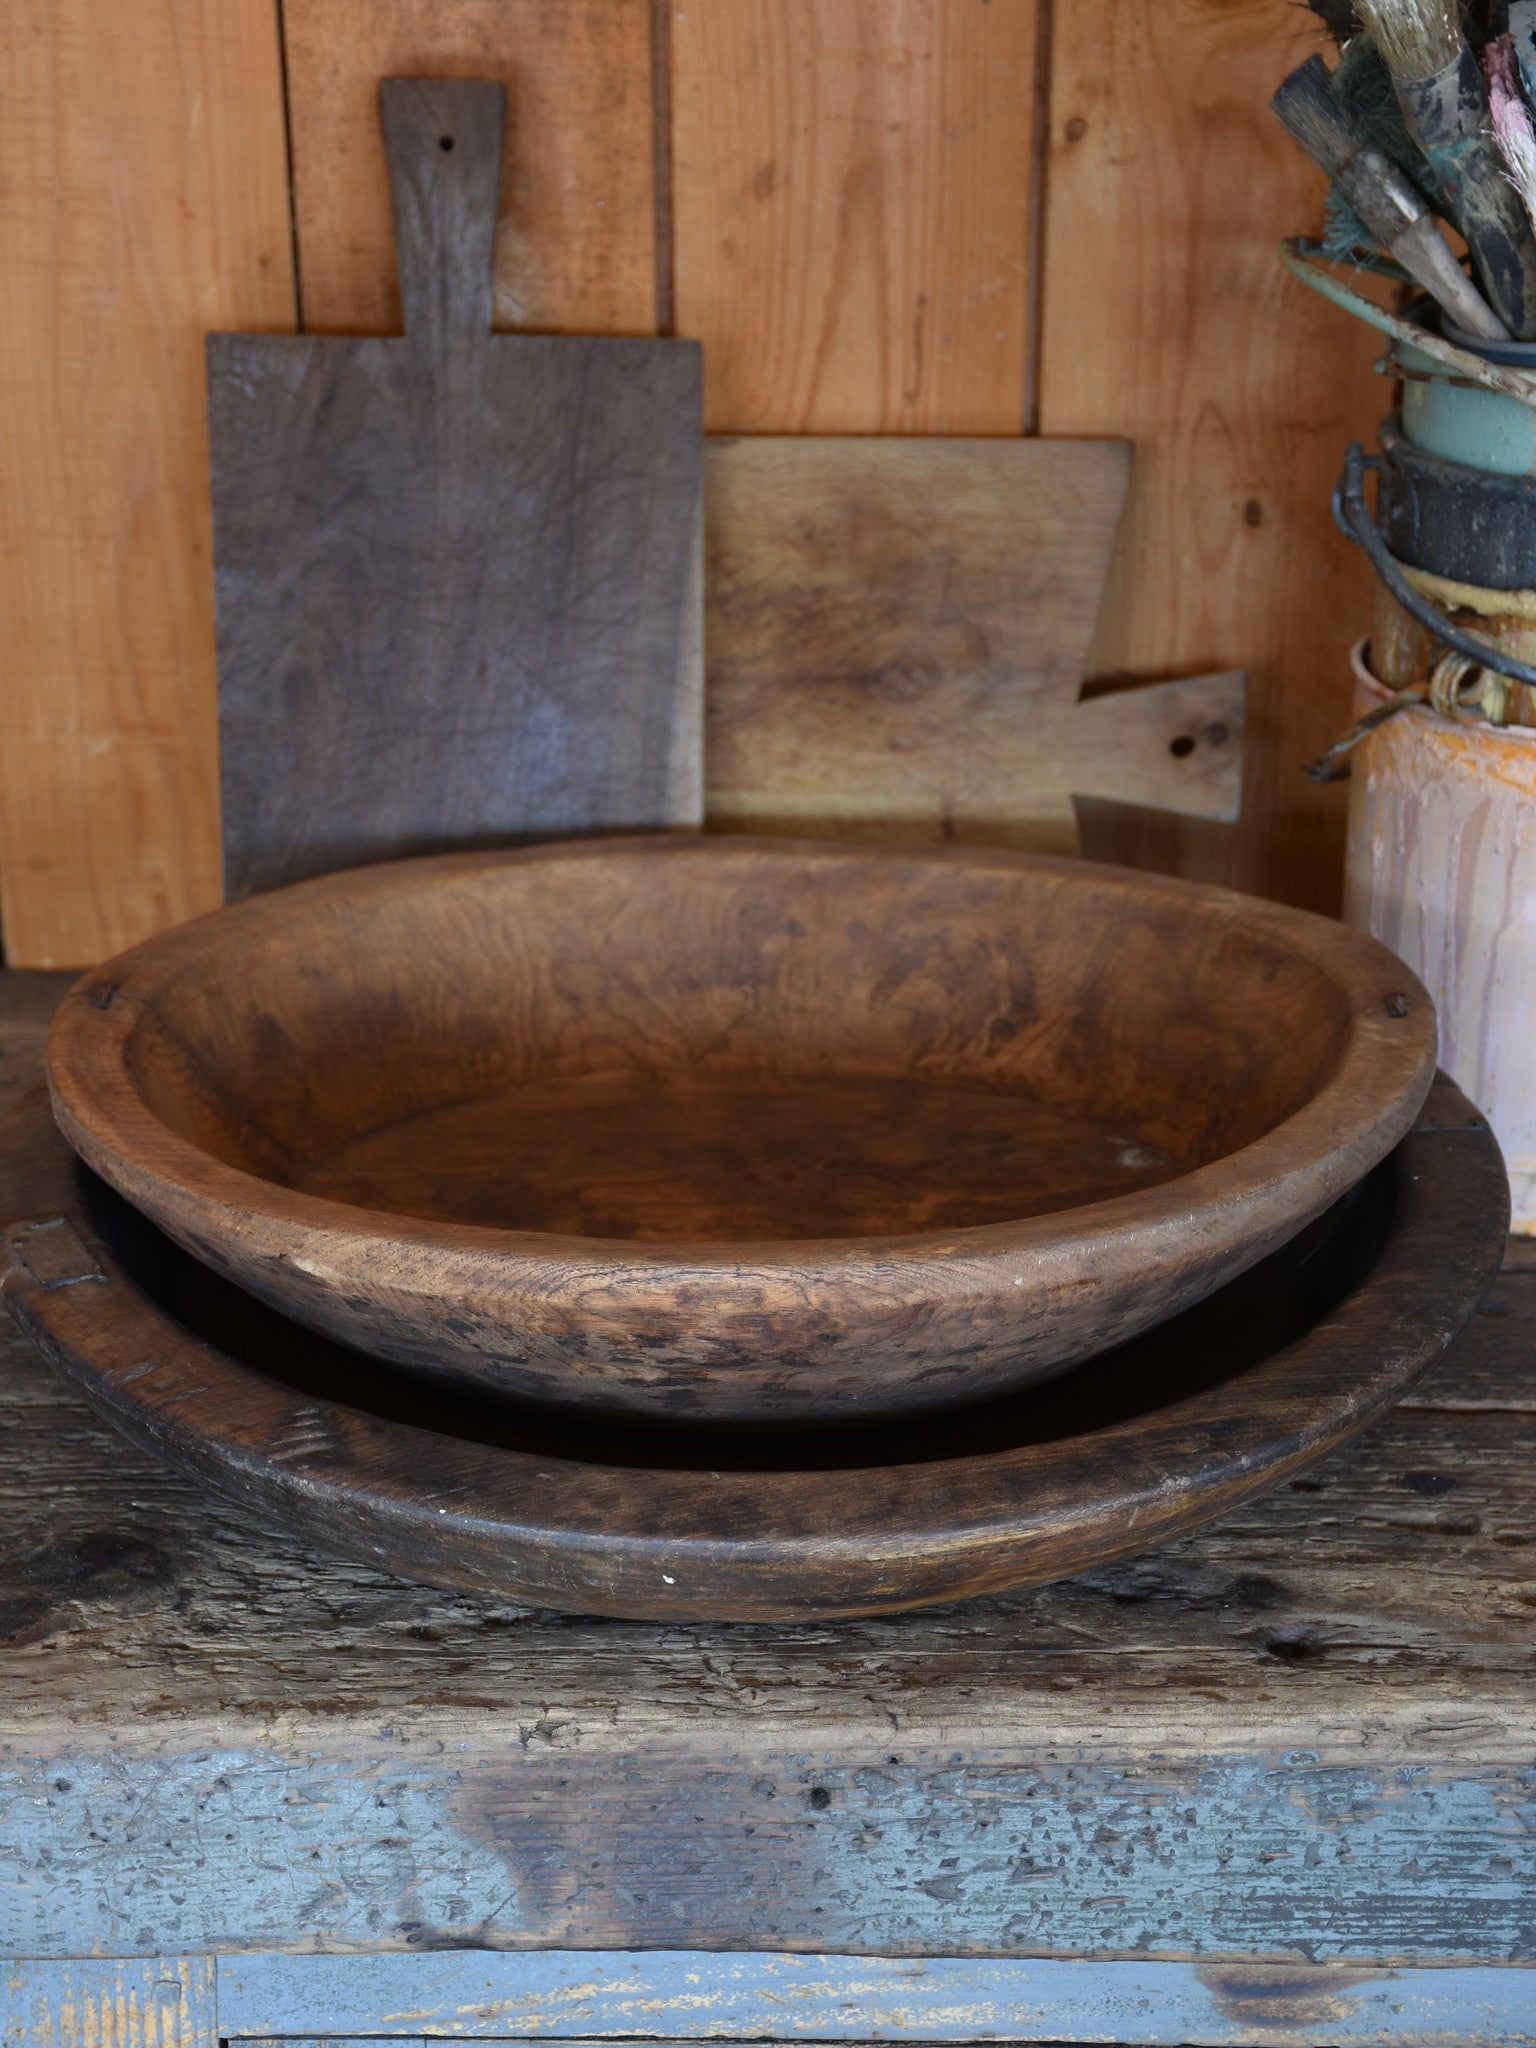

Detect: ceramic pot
[1346, 641, 1536, 1228]
[1397, 321, 1536, 477]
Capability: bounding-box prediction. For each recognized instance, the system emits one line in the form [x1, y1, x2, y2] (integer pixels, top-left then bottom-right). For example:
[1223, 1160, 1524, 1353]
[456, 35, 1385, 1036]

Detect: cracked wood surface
[0, 971, 1534, 1961]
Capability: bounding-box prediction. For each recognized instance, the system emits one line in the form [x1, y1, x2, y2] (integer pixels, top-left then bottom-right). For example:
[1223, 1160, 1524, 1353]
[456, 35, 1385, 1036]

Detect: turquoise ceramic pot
[1398, 322, 1536, 476]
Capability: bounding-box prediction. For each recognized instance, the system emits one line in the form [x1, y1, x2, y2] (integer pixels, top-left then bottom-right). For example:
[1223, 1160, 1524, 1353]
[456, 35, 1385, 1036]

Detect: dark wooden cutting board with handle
[208, 79, 703, 901]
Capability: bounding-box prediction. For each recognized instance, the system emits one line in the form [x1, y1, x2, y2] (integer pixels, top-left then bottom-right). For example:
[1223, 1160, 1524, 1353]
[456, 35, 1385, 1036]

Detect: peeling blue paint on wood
[1, 1956, 216, 2048]
[2, 1746, 1535, 1963]
[2, 1950, 1534, 2048]
[215, 1949, 1536, 2046]
[0, 1748, 520, 1958]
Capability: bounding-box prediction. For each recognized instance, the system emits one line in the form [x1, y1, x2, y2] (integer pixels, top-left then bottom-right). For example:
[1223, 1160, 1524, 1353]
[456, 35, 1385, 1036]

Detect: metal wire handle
[1331, 441, 1536, 689]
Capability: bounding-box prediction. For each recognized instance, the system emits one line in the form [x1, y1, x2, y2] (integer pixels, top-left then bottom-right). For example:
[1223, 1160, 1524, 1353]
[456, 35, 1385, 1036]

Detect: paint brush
[1333, 31, 1436, 187]
[1304, 0, 1363, 39]
[1356, 0, 1536, 335]
[1272, 54, 1510, 337]
[1486, 34, 1536, 238]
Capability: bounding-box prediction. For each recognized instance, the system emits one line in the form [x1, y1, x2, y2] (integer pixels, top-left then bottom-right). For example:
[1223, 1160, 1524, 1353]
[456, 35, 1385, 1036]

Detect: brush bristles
[1305, 0, 1363, 41]
[1356, 0, 1465, 82]
[1272, 54, 1365, 175]
[1487, 34, 1536, 233]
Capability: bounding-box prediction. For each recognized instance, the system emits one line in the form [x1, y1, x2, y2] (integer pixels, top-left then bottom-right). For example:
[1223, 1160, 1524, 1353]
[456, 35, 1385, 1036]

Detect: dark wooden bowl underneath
[46, 839, 1437, 1426]
[0, 1075, 1508, 1621]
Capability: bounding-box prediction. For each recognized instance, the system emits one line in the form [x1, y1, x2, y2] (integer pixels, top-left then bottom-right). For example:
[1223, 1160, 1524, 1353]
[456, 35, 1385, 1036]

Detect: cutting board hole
[438, 134, 455, 151]
[1169, 734, 1196, 759]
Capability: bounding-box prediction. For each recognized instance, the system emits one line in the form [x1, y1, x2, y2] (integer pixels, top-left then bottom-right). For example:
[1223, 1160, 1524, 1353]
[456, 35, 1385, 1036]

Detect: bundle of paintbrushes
[1273, 0, 1536, 342]
[1275, 6, 1536, 759]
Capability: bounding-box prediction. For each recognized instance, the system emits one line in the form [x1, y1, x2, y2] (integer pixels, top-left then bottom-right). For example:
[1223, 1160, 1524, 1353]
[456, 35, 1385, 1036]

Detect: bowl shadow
[81, 1157, 1393, 1476]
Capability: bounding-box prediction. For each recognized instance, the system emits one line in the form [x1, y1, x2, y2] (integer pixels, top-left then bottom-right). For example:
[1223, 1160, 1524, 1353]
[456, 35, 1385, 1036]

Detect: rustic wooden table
[1, 970, 1533, 2047]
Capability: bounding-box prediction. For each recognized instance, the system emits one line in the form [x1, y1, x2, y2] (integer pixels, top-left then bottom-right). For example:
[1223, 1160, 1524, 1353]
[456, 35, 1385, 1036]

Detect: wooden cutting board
[704, 437, 1245, 857]
[209, 81, 1238, 894]
[208, 79, 703, 901]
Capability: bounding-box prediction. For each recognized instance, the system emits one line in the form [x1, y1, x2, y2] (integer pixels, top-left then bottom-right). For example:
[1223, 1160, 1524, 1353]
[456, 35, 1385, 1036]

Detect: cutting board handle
[379, 78, 504, 359]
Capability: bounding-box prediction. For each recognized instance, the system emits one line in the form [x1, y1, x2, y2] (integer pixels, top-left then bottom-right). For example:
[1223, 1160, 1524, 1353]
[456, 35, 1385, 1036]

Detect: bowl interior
[119, 846, 1357, 1244]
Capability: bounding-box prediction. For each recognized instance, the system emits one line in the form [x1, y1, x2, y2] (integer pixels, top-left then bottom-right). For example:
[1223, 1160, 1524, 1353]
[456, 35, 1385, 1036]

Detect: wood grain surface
[283, 0, 658, 337]
[0, 0, 1387, 964]
[702, 436, 1244, 852]
[671, 0, 1037, 433]
[4, 1252, 1535, 1963]
[1038, 0, 1381, 912]
[0, 0, 294, 968]
[0, 970, 1530, 1961]
[46, 839, 1437, 1428]
[210, 80, 702, 900]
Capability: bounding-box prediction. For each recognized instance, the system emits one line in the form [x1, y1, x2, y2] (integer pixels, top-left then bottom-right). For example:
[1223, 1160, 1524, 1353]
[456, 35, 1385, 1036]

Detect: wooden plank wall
[1041, 0, 1382, 904]
[671, 0, 1036, 433]
[0, 0, 1377, 967]
[0, 0, 294, 970]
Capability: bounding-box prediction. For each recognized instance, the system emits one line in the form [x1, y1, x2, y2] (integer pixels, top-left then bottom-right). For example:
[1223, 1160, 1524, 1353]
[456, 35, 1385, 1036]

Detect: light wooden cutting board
[704, 436, 1244, 857]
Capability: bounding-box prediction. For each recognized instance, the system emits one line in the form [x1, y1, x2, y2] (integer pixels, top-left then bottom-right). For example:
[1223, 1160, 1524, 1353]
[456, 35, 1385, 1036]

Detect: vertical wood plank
[1039, 0, 1379, 913]
[1, 1956, 217, 2048]
[0, 0, 295, 968]
[282, 0, 658, 337]
[671, 0, 1037, 433]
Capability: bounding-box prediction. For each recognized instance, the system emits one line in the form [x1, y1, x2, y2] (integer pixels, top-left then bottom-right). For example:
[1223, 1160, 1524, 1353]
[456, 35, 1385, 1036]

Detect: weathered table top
[1, 967, 1534, 1981]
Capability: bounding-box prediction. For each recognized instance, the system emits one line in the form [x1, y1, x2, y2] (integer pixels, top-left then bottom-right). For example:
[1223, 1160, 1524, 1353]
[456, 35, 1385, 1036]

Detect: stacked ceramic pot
[1341, 308, 1536, 1231]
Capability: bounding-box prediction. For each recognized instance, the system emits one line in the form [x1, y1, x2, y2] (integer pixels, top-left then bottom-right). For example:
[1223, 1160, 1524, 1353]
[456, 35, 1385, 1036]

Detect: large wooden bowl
[1, 1073, 1506, 1621]
[46, 838, 1436, 1427]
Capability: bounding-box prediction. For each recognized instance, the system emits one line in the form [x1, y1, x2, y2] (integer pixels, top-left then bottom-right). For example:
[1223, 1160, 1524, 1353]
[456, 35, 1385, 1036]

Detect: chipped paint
[2, 1747, 1535, 1963]
[0, 1750, 523, 1956]
[3, 1950, 1534, 2048]
[1, 1957, 215, 2048]
[214, 1948, 1536, 2045]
